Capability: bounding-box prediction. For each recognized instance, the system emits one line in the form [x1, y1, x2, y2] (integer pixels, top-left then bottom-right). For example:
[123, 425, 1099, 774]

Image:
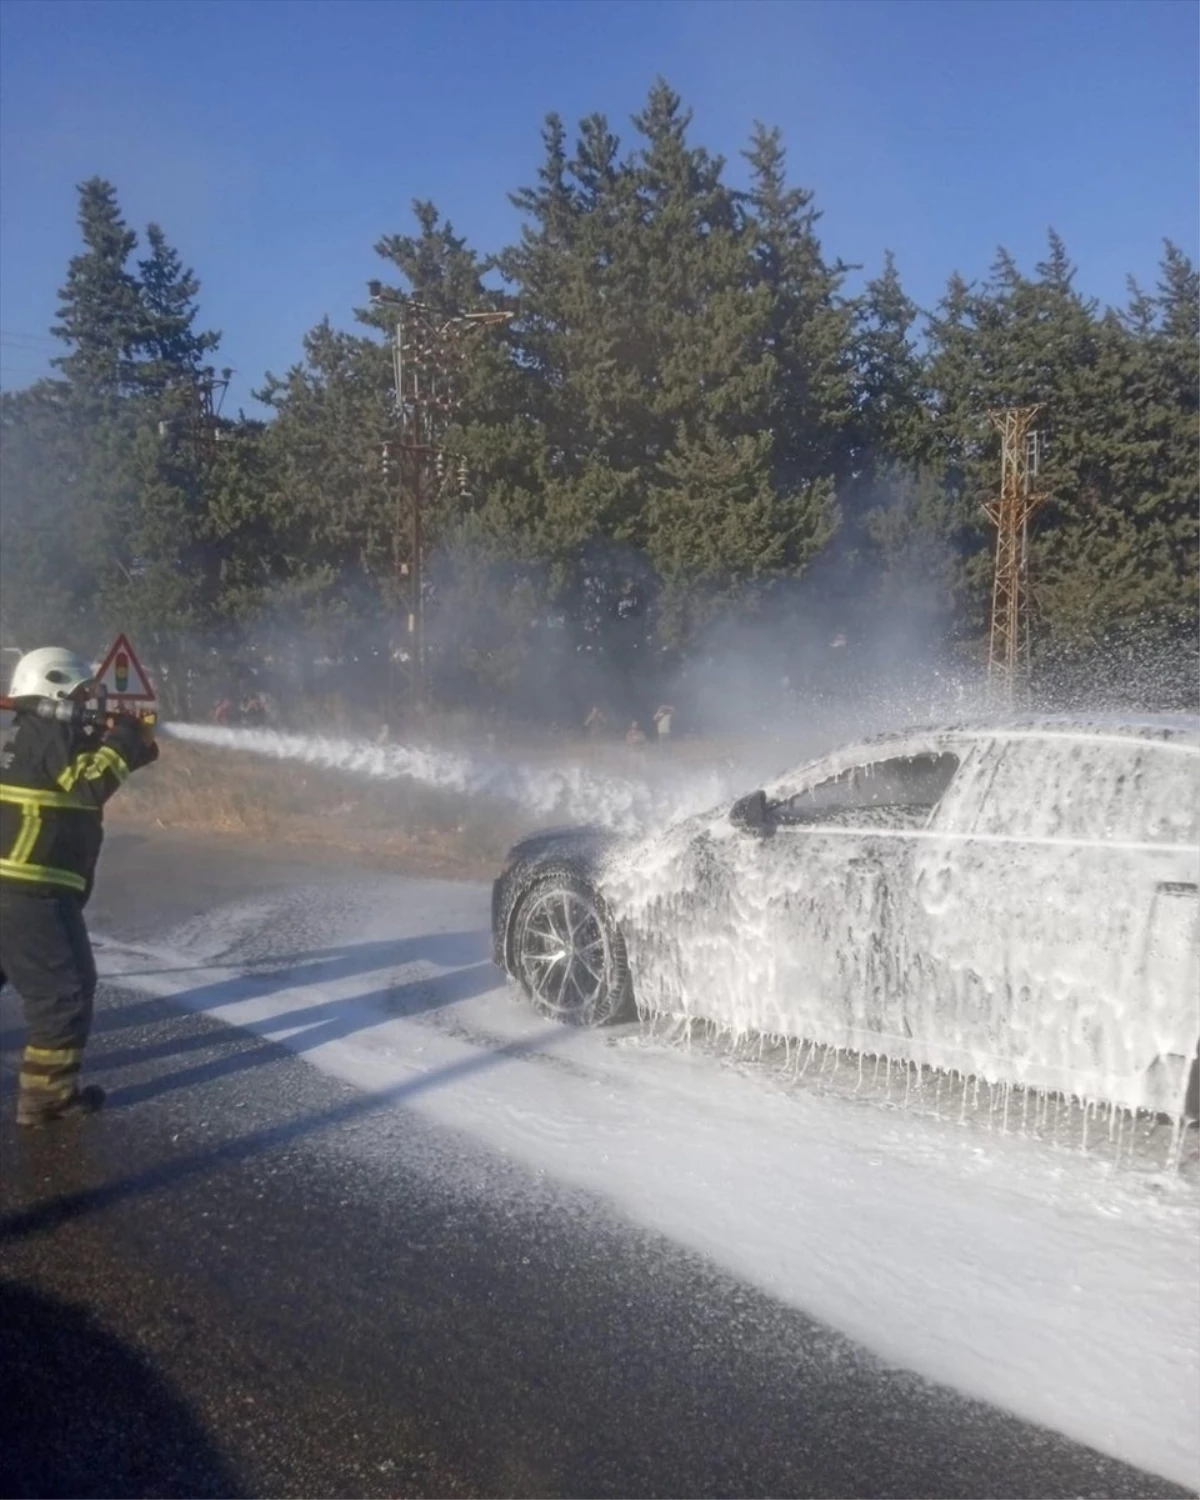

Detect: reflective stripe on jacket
[0, 714, 139, 897]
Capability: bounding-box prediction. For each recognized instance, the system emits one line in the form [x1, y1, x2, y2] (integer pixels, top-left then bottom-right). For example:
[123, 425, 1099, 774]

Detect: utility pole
[983, 405, 1046, 707]
[156, 365, 231, 461]
[191, 366, 231, 464]
[368, 283, 511, 711]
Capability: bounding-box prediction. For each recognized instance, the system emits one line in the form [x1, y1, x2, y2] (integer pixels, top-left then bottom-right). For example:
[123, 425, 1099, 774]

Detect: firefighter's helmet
[9, 647, 97, 700]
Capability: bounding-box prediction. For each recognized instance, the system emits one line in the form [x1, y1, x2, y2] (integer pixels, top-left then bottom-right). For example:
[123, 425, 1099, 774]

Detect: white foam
[162, 718, 1200, 1119]
[162, 722, 732, 832]
[91, 881, 1200, 1492]
[603, 723, 1200, 1120]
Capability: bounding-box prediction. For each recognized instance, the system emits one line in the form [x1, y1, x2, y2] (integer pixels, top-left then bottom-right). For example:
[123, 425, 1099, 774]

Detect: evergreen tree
[1153, 241, 1200, 592]
[916, 231, 1198, 655]
[7, 103, 1193, 720]
[372, 200, 494, 318]
[50, 178, 144, 404]
[851, 250, 928, 472]
[743, 122, 855, 490]
[0, 383, 104, 649]
[135, 223, 221, 392]
[834, 252, 934, 636]
[254, 319, 399, 676]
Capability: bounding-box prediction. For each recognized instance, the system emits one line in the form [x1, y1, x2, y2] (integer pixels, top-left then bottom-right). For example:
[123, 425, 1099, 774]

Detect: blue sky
[1, 0, 1196, 413]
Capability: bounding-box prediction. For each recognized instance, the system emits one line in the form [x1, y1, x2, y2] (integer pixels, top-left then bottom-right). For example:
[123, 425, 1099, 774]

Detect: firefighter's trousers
[0, 888, 97, 1111]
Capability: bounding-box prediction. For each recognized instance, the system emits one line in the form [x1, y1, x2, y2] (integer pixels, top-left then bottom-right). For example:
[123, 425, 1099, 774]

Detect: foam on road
[90, 872, 1200, 1492]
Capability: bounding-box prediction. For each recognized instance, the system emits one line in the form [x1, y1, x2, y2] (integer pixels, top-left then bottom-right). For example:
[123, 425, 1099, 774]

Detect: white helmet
[9, 646, 97, 700]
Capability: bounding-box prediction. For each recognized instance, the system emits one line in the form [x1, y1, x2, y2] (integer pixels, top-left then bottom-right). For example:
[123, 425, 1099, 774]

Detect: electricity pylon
[369, 284, 512, 708]
[983, 405, 1046, 707]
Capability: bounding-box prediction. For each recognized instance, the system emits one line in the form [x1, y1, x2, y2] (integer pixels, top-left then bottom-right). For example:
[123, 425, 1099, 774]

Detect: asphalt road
[0, 830, 1192, 1499]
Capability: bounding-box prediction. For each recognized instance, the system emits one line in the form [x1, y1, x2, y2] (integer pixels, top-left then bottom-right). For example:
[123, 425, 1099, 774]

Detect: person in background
[241, 693, 267, 727]
[625, 720, 647, 748]
[0, 647, 159, 1126]
[653, 704, 676, 746]
[584, 705, 607, 739]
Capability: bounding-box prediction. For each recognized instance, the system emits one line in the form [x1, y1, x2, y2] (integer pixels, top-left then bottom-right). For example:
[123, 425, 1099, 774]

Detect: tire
[510, 874, 633, 1027]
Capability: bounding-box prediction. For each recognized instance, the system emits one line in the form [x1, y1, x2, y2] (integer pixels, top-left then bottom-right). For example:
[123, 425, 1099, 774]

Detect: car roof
[901, 711, 1197, 746]
[765, 712, 1199, 794]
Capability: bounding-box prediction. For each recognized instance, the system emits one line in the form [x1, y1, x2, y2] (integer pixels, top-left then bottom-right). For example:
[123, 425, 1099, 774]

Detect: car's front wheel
[511, 875, 632, 1027]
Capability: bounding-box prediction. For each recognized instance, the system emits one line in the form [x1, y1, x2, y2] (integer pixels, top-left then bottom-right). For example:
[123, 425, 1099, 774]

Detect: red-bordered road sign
[94, 633, 157, 704]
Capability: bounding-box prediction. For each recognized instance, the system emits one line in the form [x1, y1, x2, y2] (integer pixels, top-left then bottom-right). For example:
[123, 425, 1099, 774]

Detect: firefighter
[0, 647, 159, 1126]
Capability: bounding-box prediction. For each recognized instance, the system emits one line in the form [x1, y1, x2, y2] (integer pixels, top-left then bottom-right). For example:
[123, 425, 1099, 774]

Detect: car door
[716, 743, 964, 1055]
[904, 734, 1011, 1080]
[910, 731, 1200, 1108]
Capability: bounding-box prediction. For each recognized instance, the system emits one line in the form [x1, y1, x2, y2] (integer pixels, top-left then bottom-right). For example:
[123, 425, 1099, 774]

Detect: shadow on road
[0, 931, 496, 1066]
[0, 1279, 241, 1498]
[1, 971, 1192, 1500]
[0, 1011, 567, 1244]
[88, 957, 502, 1111]
[99, 931, 491, 1001]
[0, 926, 538, 1240]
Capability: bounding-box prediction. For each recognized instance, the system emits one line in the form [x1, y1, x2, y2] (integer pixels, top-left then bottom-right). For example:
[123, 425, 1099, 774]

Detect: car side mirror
[730, 789, 771, 835]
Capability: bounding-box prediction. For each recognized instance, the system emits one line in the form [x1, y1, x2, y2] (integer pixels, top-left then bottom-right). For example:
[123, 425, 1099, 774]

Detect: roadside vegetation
[2, 79, 1196, 730]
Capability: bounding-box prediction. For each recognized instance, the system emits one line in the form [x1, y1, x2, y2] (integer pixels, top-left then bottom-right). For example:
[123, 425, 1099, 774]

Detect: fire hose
[0, 694, 158, 738]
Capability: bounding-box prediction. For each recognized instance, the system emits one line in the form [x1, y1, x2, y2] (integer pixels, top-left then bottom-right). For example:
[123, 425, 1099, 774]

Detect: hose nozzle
[0, 695, 155, 731]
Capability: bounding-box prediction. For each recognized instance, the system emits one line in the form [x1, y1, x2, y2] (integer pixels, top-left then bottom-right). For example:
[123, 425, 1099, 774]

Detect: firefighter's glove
[102, 713, 159, 771]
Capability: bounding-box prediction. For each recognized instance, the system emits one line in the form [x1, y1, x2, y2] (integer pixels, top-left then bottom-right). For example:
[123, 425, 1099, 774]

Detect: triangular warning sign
[94, 633, 156, 703]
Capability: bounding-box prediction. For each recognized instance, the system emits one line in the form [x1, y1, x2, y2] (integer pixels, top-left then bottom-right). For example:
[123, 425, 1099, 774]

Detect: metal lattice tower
[370, 286, 512, 707]
[983, 405, 1046, 706]
[190, 366, 231, 464]
[156, 365, 230, 464]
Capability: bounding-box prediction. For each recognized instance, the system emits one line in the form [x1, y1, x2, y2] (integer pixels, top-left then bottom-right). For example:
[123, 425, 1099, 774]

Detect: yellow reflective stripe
[0, 784, 97, 811]
[53, 760, 89, 792]
[0, 858, 87, 893]
[55, 743, 130, 791]
[1, 785, 98, 891]
[11, 804, 40, 864]
[96, 744, 131, 781]
[24, 1045, 83, 1064]
[18, 1074, 77, 1101]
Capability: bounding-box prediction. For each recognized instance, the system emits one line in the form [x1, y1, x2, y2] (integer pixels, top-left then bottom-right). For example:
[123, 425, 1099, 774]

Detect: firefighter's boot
[15, 1043, 105, 1127]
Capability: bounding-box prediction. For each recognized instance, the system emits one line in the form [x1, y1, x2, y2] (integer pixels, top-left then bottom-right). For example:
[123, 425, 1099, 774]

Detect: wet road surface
[0, 831, 1192, 1498]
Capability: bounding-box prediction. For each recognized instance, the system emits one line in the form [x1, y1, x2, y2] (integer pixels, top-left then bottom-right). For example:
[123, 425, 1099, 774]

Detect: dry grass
[105, 725, 763, 879]
[107, 740, 526, 879]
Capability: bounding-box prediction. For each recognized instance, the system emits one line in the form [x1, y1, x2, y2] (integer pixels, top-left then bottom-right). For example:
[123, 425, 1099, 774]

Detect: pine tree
[253, 316, 402, 685]
[135, 223, 221, 393]
[851, 251, 928, 471]
[50, 178, 144, 404]
[743, 122, 855, 491]
[0, 384, 104, 648]
[631, 88, 836, 640]
[835, 252, 935, 634]
[1154, 241, 1199, 575]
[14, 101, 1185, 717]
[1042, 242, 1199, 650]
[373, 200, 494, 319]
[916, 231, 1198, 656]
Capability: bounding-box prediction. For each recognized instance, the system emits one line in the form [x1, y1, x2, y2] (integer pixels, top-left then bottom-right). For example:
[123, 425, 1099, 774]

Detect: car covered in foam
[492, 715, 1200, 1119]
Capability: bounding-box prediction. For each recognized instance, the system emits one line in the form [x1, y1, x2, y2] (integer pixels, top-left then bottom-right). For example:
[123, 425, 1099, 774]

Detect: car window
[970, 738, 1200, 845]
[776, 751, 960, 829]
